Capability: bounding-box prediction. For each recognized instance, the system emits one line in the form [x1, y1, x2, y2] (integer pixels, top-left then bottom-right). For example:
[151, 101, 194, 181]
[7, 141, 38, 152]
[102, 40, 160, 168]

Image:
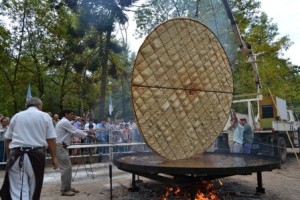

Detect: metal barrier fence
[67, 142, 149, 161]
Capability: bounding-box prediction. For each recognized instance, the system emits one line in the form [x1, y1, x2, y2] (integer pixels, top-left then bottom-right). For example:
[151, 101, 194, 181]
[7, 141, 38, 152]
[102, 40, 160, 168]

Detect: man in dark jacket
[241, 118, 253, 154]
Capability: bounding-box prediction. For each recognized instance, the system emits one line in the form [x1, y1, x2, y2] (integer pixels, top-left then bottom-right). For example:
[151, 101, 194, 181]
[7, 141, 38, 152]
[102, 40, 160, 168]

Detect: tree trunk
[98, 30, 112, 120]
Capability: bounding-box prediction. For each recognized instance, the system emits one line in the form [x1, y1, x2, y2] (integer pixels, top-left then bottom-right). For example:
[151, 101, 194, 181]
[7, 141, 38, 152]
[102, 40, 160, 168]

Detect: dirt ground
[1, 152, 300, 200]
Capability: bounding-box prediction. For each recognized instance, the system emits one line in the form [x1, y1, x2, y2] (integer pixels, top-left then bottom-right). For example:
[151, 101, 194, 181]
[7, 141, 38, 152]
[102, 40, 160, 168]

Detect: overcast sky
[260, 0, 300, 66]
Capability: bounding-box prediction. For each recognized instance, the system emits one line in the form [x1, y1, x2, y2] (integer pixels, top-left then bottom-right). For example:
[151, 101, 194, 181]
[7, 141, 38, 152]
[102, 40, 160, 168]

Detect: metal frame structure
[113, 152, 281, 199]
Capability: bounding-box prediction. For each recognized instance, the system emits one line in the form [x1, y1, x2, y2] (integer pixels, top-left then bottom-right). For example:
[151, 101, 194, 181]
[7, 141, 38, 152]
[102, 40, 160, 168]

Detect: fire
[195, 192, 219, 200]
[161, 187, 181, 200]
[160, 180, 222, 200]
[174, 187, 181, 195]
[164, 187, 174, 198]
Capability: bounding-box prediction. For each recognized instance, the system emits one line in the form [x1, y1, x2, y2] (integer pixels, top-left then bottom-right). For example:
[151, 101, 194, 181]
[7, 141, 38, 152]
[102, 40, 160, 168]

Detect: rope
[132, 84, 233, 94]
[216, 141, 295, 152]
[253, 142, 293, 150]
[19, 153, 26, 200]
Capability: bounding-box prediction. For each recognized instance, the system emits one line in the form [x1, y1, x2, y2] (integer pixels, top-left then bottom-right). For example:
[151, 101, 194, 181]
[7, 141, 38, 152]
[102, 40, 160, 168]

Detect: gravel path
[1, 153, 299, 200]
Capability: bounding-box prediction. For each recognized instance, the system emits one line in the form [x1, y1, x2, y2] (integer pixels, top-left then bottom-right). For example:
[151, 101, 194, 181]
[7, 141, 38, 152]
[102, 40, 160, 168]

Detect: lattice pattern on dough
[131, 18, 233, 160]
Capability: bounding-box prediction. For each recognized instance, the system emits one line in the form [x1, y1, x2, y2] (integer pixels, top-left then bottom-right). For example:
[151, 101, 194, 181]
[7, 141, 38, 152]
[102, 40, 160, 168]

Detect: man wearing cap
[0, 97, 58, 200]
[55, 109, 96, 196]
[240, 118, 253, 154]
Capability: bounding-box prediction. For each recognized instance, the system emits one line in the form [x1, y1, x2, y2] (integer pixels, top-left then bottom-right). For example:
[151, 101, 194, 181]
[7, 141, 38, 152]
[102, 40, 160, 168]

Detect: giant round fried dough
[131, 18, 233, 160]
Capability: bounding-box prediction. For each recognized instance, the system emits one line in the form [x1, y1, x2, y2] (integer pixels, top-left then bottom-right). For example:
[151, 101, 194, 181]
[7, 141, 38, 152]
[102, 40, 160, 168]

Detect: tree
[134, 0, 300, 106]
[109, 48, 136, 121]
[0, 0, 42, 112]
[0, 23, 14, 115]
[0, 0, 137, 117]
[0, 0, 100, 115]
[62, 0, 138, 120]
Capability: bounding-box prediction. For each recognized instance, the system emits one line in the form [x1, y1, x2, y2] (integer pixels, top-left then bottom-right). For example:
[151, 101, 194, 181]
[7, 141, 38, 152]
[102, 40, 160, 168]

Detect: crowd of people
[67, 116, 143, 155]
[0, 98, 255, 199]
[1, 110, 143, 157]
[0, 97, 144, 198]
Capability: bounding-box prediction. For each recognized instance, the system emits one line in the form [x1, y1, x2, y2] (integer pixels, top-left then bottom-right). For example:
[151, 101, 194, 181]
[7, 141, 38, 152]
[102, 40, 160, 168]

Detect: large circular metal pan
[131, 18, 233, 160]
[113, 152, 281, 176]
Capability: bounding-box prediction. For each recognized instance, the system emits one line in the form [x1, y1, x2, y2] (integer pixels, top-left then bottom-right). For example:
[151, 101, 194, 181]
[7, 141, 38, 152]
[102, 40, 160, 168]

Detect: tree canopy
[135, 0, 300, 108]
[0, 0, 299, 118]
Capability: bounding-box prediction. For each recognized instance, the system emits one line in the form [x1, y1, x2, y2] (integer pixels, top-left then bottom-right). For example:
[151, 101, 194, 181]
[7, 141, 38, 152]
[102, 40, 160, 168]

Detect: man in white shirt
[83, 119, 97, 151]
[0, 97, 58, 200]
[84, 119, 96, 130]
[95, 117, 111, 154]
[232, 119, 245, 153]
[55, 109, 96, 196]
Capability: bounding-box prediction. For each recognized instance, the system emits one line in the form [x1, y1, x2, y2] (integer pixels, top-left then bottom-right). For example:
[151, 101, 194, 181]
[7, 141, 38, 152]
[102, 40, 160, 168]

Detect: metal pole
[109, 130, 113, 161]
[256, 172, 265, 194]
[222, 0, 262, 90]
[131, 173, 136, 190]
[221, 0, 243, 47]
[298, 127, 300, 151]
[109, 164, 112, 200]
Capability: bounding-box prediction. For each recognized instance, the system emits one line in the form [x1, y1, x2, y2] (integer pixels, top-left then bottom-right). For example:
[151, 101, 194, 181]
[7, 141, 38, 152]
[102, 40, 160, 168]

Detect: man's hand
[85, 129, 97, 134]
[88, 134, 97, 141]
[46, 138, 58, 169]
[52, 157, 59, 170]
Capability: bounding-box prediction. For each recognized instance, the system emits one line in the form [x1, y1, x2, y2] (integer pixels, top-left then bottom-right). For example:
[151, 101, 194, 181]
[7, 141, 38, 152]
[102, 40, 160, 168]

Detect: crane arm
[221, 0, 262, 90]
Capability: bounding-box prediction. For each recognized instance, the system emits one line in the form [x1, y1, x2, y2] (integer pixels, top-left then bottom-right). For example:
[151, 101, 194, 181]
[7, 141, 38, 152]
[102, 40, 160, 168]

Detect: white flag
[109, 92, 113, 115]
[26, 83, 32, 101]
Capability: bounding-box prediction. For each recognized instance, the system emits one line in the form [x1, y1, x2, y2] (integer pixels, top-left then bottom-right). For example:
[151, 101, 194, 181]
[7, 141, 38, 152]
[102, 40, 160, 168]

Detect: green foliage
[135, 0, 300, 108]
[0, 0, 299, 120]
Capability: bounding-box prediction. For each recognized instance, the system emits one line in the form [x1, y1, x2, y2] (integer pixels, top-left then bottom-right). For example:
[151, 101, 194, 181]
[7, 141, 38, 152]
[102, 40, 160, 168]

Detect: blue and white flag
[26, 83, 32, 101]
[109, 92, 113, 116]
